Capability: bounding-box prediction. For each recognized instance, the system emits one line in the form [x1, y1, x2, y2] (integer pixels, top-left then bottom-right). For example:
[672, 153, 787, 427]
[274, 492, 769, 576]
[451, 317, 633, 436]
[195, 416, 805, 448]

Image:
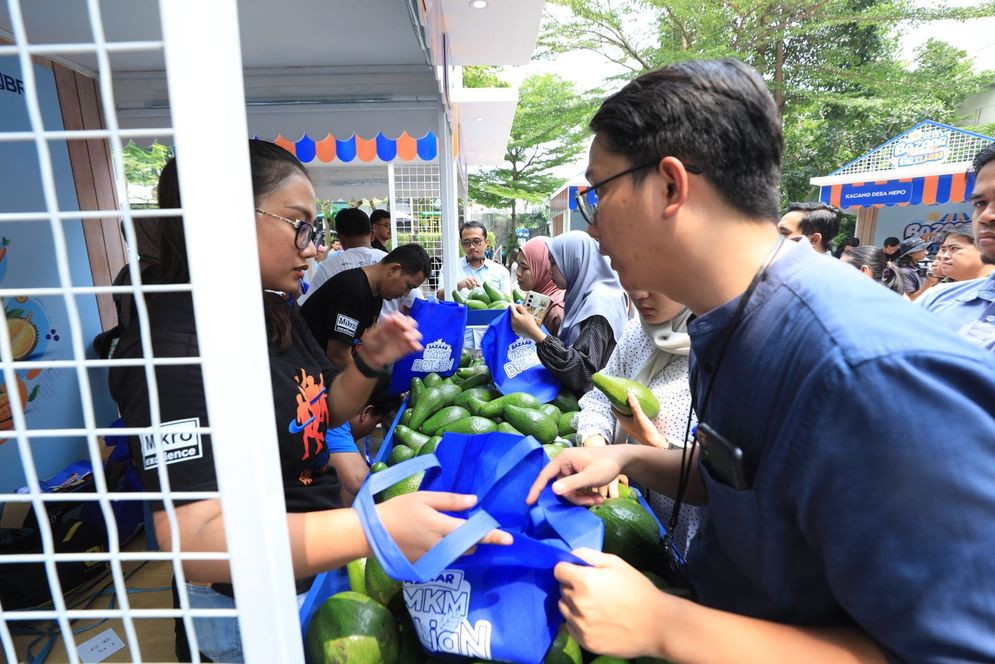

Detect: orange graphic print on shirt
[290, 368, 329, 461]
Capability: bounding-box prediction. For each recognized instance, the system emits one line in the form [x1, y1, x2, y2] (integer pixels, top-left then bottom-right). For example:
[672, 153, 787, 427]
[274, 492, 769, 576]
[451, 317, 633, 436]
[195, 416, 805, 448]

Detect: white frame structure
[0, 0, 304, 661]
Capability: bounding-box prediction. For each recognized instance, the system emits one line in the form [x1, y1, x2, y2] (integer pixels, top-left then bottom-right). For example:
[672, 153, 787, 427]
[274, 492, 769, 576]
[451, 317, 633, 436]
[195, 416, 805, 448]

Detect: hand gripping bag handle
[529, 486, 604, 553]
[353, 453, 499, 582]
[353, 435, 542, 582]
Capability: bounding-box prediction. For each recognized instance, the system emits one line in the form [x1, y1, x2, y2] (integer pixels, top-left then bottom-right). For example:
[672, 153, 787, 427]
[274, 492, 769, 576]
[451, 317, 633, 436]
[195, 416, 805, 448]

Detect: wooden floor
[6, 534, 184, 663]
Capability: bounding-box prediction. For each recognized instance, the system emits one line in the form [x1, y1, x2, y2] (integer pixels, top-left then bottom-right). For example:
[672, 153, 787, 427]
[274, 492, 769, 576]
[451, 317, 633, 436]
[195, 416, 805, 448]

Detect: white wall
[870, 202, 975, 247]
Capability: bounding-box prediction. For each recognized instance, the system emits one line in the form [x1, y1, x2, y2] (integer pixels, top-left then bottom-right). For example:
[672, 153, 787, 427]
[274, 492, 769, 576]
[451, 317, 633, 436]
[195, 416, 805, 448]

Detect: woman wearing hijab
[575, 288, 703, 554]
[510, 231, 628, 396]
[515, 237, 565, 338]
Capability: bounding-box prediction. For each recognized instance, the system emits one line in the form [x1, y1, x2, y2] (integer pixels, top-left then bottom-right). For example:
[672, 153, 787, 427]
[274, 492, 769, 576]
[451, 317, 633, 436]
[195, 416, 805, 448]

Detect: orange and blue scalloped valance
[267, 131, 438, 164]
[818, 171, 977, 209]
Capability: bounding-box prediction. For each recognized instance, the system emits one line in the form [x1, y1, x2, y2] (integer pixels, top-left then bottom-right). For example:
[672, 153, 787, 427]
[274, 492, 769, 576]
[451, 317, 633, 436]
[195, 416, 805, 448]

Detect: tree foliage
[123, 142, 172, 189]
[541, 0, 995, 202]
[469, 74, 595, 224]
[463, 65, 511, 88]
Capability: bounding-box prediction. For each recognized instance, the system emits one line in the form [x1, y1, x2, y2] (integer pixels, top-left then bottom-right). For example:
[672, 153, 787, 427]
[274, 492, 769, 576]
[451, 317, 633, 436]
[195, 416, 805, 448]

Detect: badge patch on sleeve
[141, 417, 203, 470]
[335, 314, 360, 336]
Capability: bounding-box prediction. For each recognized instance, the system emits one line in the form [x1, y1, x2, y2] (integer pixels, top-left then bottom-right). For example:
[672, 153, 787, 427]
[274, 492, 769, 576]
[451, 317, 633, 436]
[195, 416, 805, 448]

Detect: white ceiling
[0, 0, 428, 71]
[0, 0, 538, 165]
[441, 0, 544, 65]
[452, 86, 518, 165]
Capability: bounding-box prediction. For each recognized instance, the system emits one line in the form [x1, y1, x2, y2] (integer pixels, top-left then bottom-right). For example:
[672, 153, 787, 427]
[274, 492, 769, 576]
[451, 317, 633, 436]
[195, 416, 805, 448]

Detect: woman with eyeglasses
[510, 230, 628, 396]
[109, 140, 508, 662]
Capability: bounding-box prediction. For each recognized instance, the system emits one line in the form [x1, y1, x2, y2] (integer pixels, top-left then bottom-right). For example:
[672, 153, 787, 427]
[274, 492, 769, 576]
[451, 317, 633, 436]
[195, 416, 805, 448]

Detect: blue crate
[466, 308, 504, 326]
[298, 567, 350, 649]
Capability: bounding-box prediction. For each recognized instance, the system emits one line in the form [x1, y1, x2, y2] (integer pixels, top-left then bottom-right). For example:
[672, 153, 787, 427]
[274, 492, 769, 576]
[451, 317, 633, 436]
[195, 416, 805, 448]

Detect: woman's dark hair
[841, 245, 903, 294]
[589, 58, 782, 221]
[937, 223, 975, 245]
[156, 139, 310, 350]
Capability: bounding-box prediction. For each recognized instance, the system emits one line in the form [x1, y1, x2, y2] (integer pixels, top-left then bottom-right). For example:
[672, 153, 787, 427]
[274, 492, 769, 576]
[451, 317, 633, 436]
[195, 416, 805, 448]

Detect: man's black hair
[883, 236, 901, 248]
[370, 209, 391, 224]
[335, 207, 371, 238]
[460, 220, 487, 238]
[589, 58, 782, 220]
[383, 243, 432, 277]
[973, 143, 995, 174]
[786, 201, 843, 253]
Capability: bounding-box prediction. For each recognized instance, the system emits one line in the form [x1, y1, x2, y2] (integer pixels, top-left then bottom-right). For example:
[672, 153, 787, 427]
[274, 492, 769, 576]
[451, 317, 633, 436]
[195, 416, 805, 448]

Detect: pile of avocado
[380, 354, 583, 471]
[450, 283, 528, 310]
[306, 354, 678, 663]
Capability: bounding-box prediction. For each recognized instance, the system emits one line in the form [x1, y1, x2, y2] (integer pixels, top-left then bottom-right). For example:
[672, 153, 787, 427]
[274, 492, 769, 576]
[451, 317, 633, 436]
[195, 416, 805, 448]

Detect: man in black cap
[895, 235, 932, 299]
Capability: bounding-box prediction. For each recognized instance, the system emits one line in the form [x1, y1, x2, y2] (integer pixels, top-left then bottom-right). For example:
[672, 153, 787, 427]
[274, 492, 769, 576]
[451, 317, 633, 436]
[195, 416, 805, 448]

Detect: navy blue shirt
[686, 243, 995, 661]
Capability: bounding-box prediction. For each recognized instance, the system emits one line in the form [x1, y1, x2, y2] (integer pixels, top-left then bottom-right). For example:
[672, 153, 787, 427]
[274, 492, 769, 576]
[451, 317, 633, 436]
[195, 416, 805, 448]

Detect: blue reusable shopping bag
[388, 298, 467, 395]
[353, 432, 604, 664]
[480, 308, 560, 403]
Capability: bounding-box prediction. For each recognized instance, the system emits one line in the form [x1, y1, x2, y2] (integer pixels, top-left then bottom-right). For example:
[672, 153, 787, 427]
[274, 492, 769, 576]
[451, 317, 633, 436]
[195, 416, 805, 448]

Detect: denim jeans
[185, 583, 309, 662]
[185, 583, 243, 663]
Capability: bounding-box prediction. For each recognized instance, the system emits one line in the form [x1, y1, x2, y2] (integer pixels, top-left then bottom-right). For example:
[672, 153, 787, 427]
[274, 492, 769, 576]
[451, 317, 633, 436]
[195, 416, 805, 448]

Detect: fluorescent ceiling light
[469, 0, 488, 8]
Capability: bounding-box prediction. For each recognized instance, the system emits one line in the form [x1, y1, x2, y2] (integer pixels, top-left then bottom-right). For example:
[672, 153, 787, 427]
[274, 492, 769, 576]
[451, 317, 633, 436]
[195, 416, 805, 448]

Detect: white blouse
[576, 316, 704, 554]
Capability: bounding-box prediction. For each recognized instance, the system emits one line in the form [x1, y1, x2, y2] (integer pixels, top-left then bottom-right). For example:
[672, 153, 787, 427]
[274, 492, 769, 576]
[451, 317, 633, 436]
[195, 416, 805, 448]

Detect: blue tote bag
[353, 432, 604, 664]
[480, 309, 560, 403]
[388, 298, 467, 395]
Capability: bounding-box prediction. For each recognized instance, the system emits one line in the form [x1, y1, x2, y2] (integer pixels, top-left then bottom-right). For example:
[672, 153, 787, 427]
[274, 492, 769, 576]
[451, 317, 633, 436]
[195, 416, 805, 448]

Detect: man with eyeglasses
[370, 208, 392, 253]
[528, 58, 995, 662]
[441, 220, 510, 298]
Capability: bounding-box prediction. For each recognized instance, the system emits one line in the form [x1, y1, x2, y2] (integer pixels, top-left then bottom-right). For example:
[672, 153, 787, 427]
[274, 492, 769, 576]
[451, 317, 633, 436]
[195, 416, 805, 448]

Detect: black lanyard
[668, 236, 786, 534]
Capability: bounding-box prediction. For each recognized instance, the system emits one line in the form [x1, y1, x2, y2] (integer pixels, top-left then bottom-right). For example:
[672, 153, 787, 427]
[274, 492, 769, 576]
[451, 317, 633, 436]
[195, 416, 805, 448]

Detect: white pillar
[439, 109, 460, 298]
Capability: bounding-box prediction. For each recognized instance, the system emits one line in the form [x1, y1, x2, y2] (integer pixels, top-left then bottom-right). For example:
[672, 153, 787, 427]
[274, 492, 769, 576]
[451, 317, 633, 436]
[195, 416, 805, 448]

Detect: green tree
[469, 74, 594, 225]
[542, 0, 995, 201]
[123, 142, 172, 189]
[463, 65, 511, 88]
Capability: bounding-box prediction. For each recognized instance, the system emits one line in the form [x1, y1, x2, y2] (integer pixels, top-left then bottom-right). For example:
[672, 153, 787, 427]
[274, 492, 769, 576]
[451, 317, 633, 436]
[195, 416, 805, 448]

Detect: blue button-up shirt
[686, 245, 995, 660]
[916, 272, 995, 331]
[459, 257, 511, 294]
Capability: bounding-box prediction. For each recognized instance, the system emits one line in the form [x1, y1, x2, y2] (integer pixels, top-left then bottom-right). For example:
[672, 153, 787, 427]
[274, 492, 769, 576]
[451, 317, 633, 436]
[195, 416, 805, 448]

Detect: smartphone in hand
[522, 291, 552, 326]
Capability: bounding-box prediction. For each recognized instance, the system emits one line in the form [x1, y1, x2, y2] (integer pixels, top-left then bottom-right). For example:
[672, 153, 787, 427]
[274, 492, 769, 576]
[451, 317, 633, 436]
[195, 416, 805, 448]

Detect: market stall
[810, 120, 994, 246]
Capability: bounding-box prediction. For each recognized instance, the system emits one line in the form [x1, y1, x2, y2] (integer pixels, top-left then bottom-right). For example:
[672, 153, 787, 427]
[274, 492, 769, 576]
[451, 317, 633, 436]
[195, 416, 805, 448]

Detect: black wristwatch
[353, 351, 388, 379]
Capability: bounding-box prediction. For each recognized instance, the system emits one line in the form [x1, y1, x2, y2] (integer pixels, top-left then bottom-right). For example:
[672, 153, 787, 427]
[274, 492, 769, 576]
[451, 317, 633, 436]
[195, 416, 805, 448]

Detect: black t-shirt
[108, 292, 343, 514]
[299, 267, 383, 352]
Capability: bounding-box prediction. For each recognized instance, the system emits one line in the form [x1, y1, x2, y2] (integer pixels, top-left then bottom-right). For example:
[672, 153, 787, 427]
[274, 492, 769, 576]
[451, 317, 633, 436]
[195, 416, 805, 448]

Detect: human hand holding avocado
[614, 393, 668, 448]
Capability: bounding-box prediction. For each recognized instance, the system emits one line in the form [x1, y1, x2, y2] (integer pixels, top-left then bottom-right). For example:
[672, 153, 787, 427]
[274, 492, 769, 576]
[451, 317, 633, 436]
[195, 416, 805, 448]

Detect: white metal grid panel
[0, 1, 303, 662]
[393, 163, 444, 295]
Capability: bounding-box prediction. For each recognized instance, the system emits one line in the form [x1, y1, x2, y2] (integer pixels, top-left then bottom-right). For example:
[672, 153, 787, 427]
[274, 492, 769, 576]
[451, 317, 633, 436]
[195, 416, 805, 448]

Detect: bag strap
[530, 488, 604, 553]
[353, 454, 500, 582]
[369, 398, 409, 466]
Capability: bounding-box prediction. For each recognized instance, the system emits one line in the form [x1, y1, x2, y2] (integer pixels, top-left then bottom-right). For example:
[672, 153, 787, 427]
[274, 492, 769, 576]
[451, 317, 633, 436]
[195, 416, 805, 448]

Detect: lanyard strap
[668, 236, 786, 533]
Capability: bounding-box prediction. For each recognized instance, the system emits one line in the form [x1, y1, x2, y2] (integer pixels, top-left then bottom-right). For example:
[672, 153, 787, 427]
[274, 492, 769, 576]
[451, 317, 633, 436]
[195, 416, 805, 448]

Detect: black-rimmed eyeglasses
[256, 208, 318, 250]
[575, 159, 703, 225]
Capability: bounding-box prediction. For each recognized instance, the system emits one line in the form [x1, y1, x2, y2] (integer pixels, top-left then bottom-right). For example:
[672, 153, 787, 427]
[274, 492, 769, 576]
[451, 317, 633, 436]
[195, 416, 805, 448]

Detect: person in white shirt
[439, 221, 511, 298]
[299, 207, 423, 316]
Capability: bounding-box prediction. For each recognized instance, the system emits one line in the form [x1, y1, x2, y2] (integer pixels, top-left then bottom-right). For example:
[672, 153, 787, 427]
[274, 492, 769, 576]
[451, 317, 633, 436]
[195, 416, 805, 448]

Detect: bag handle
[529, 487, 604, 553]
[353, 454, 501, 582]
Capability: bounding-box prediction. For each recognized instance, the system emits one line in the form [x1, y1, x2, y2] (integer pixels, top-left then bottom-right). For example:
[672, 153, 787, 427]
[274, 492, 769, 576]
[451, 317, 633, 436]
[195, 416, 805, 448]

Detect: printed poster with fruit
[0, 55, 116, 491]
